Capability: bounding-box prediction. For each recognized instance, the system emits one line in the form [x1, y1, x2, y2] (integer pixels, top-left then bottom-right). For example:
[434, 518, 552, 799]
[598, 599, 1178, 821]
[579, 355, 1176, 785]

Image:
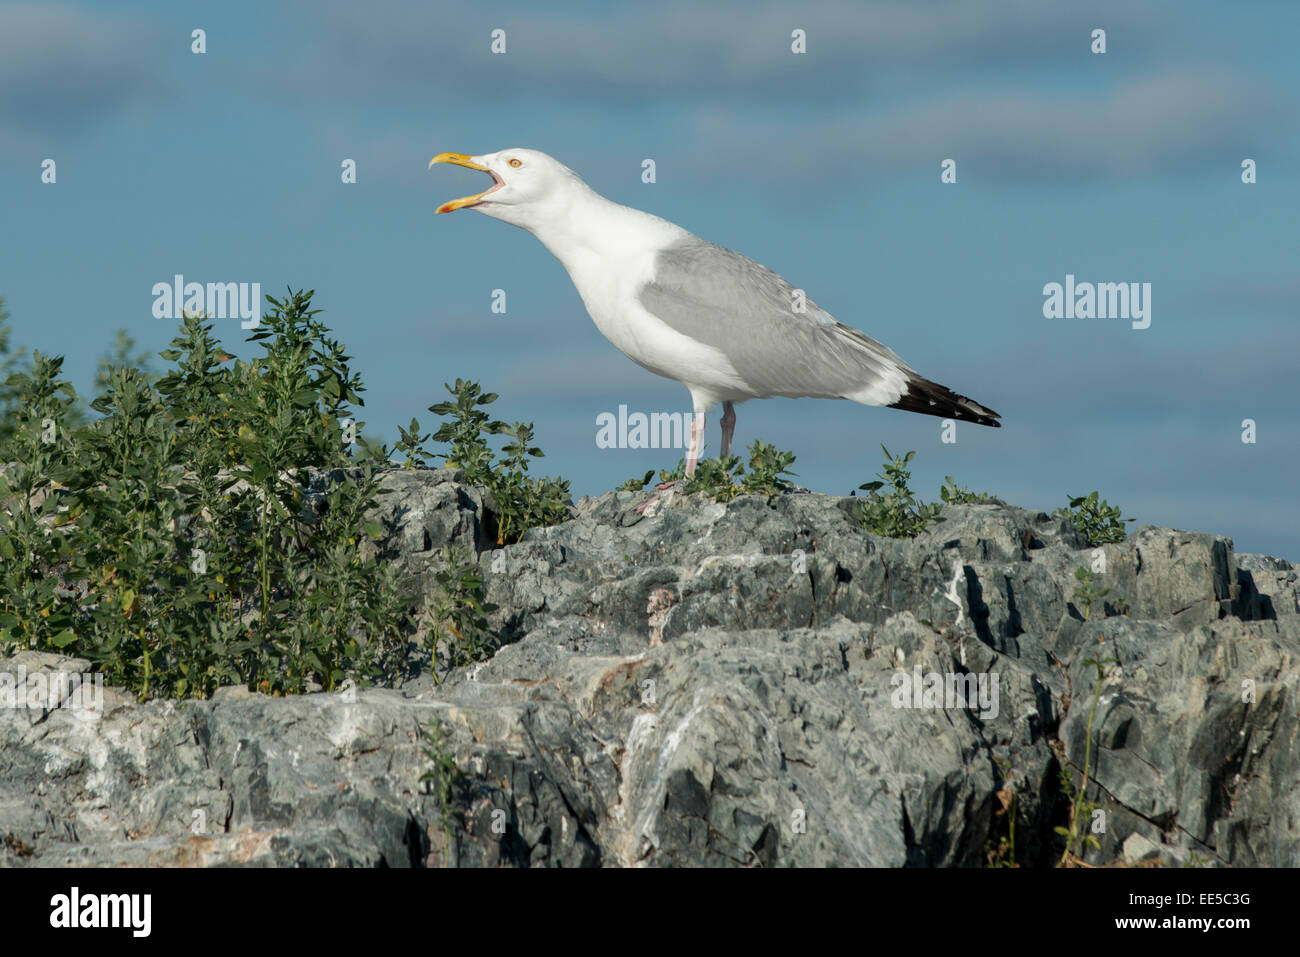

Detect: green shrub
[427, 380, 571, 544]
[1057, 637, 1120, 866]
[618, 469, 656, 492]
[0, 291, 414, 699]
[652, 440, 797, 503]
[1071, 566, 1129, 621]
[393, 417, 433, 469]
[1054, 491, 1133, 546]
[0, 351, 82, 652]
[0, 296, 29, 444]
[854, 446, 944, 538]
[420, 717, 462, 840]
[939, 476, 994, 505]
[426, 545, 497, 680]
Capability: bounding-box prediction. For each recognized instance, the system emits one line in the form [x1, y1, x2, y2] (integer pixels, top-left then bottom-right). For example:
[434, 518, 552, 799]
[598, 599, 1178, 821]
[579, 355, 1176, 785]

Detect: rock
[347, 467, 499, 585]
[1, 471, 1297, 867]
[1122, 832, 1160, 864]
[1237, 553, 1300, 618]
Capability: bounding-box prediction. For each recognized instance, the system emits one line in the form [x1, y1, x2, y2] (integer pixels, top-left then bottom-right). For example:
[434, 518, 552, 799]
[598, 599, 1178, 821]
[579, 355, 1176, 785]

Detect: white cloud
[285, 0, 1168, 103]
[0, 3, 164, 133]
[680, 70, 1277, 181]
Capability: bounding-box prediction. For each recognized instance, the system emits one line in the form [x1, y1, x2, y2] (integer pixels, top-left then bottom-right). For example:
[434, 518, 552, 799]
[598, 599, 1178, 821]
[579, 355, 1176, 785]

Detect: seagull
[430, 148, 1000, 477]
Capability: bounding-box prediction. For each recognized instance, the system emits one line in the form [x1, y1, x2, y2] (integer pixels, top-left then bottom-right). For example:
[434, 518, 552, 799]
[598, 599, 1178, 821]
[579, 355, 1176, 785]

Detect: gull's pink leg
[685, 409, 705, 476]
[637, 406, 707, 515]
[720, 401, 736, 458]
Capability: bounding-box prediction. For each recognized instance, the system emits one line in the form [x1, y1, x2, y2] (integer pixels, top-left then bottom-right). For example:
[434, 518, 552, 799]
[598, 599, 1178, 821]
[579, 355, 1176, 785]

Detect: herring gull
[430, 148, 1000, 476]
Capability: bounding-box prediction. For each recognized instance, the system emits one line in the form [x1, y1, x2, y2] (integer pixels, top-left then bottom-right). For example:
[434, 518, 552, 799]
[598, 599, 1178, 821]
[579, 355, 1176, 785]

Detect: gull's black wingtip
[889, 376, 1002, 428]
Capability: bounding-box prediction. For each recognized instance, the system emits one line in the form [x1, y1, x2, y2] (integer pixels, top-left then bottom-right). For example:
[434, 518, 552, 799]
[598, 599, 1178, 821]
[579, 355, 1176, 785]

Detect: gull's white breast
[550, 205, 746, 401]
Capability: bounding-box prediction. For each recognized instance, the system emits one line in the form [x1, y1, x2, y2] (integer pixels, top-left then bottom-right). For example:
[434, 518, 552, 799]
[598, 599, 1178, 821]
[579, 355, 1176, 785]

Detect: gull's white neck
[472, 170, 731, 396]
[477, 181, 687, 273]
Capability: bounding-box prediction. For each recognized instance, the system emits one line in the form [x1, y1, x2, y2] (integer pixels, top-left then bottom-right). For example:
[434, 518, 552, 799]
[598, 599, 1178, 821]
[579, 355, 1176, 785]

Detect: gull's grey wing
[637, 236, 914, 403]
[638, 236, 1001, 426]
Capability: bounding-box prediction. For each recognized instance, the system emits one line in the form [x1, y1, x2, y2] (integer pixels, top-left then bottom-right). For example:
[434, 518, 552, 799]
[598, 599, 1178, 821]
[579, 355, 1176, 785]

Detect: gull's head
[429, 148, 585, 229]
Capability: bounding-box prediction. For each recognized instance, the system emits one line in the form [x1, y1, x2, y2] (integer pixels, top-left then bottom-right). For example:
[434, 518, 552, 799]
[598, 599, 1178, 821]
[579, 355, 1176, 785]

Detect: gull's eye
[508, 158, 523, 168]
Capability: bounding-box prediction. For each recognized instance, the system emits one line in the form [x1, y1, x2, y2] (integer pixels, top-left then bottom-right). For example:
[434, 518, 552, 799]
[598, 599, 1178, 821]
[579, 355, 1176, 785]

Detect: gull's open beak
[429, 153, 505, 214]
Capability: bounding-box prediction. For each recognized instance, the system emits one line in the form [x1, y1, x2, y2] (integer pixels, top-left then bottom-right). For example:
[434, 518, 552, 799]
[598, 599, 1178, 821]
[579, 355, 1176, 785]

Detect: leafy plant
[1056, 637, 1121, 866]
[429, 379, 501, 478]
[0, 297, 27, 443]
[652, 440, 797, 503]
[419, 716, 462, 841]
[1070, 566, 1109, 622]
[940, 476, 994, 505]
[657, 458, 686, 485]
[94, 328, 156, 397]
[1070, 566, 1129, 621]
[0, 291, 416, 699]
[618, 470, 656, 492]
[428, 380, 571, 544]
[854, 446, 944, 538]
[426, 545, 498, 681]
[742, 440, 798, 494]
[491, 421, 571, 544]
[684, 454, 744, 502]
[394, 417, 433, 469]
[0, 351, 82, 651]
[1054, 491, 1133, 547]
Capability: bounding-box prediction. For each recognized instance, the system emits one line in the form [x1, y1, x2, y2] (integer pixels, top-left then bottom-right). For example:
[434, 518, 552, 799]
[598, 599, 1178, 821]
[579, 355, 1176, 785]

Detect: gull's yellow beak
[429, 153, 500, 214]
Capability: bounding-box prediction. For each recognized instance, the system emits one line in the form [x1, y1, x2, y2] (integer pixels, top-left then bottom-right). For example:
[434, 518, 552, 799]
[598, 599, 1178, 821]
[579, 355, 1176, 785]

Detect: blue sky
[2, 1, 1297, 558]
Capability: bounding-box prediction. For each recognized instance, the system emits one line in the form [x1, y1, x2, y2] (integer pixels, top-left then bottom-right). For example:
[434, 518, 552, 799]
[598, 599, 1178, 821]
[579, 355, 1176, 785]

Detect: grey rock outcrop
[2, 469, 1297, 867]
